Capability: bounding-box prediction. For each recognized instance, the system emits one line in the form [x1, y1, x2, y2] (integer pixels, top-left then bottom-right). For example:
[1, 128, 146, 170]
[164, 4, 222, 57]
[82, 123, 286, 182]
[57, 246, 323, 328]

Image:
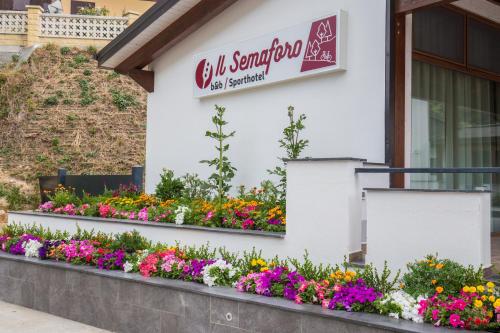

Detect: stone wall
[0, 252, 462, 333]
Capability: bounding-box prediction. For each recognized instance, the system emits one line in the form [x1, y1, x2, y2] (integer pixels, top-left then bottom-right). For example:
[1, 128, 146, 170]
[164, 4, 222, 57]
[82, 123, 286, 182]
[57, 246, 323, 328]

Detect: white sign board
[193, 11, 347, 98]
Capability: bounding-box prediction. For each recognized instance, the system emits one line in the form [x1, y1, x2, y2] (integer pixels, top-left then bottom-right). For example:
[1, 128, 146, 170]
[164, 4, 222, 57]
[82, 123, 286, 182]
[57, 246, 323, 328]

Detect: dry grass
[0, 45, 147, 200]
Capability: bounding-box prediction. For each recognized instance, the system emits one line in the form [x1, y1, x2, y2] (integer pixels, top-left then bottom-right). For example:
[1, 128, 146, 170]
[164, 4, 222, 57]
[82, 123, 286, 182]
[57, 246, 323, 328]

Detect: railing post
[132, 166, 144, 192]
[57, 168, 67, 187]
[25, 5, 43, 46]
[124, 11, 140, 26]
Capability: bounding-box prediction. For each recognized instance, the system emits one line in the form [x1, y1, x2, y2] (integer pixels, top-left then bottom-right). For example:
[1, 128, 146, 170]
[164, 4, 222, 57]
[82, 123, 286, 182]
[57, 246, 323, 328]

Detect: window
[410, 5, 500, 231]
[413, 6, 465, 64]
[413, 5, 500, 79]
[468, 18, 500, 75]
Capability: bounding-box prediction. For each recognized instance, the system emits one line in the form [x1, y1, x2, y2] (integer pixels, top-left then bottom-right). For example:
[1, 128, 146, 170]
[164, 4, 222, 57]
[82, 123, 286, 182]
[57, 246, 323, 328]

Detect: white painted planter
[364, 188, 491, 272]
[9, 158, 368, 266]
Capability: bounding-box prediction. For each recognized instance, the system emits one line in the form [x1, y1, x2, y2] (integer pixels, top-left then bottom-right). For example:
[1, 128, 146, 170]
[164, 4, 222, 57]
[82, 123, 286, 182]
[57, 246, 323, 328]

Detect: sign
[193, 11, 347, 98]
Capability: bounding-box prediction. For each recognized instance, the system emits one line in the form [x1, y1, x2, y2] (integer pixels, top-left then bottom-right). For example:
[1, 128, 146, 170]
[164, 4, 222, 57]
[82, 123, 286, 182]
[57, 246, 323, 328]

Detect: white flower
[123, 261, 133, 273]
[384, 290, 423, 323]
[202, 259, 239, 287]
[22, 239, 43, 258]
[174, 206, 190, 225]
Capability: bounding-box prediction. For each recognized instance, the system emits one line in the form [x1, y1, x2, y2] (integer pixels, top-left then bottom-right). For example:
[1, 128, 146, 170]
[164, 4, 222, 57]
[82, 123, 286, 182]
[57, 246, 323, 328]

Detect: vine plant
[268, 106, 309, 202]
[200, 105, 236, 203]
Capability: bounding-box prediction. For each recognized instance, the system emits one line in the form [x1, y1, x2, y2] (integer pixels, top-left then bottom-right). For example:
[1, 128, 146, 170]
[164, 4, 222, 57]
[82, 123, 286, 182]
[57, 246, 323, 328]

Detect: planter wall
[11, 158, 387, 265]
[0, 252, 460, 333]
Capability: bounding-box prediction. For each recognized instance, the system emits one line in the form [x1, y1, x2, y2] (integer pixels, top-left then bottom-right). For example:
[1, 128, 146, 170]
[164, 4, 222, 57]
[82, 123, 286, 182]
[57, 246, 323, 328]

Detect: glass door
[410, 60, 500, 231]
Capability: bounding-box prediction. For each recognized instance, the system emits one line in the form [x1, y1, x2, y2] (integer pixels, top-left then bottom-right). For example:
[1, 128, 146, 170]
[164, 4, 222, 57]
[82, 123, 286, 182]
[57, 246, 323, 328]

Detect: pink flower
[242, 219, 254, 230]
[449, 314, 464, 328]
[418, 299, 428, 315]
[204, 211, 214, 221]
[432, 309, 439, 321]
[39, 201, 54, 212]
[322, 299, 329, 308]
[128, 212, 136, 220]
[294, 295, 303, 304]
[138, 207, 148, 221]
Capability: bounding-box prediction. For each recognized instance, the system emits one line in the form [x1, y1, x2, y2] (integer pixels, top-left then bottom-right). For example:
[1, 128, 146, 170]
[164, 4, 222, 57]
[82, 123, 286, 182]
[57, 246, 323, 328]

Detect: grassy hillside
[0, 44, 147, 211]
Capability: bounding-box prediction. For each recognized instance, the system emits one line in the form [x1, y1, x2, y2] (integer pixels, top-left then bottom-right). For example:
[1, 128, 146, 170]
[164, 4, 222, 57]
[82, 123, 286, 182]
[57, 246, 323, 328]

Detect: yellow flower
[260, 267, 269, 272]
[463, 286, 470, 293]
[344, 275, 352, 282]
[488, 311, 493, 318]
[436, 286, 444, 294]
[435, 263, 444, 269]
[251, 259, 257, 267]
[481, 295, 487, 301]
[488, 288, 494, 294]
[494, 299, 500, 308]
[431, 279, 437, 285]
[477, 285, 485, 293]
[429, 263, 435, 267]
[474, 300, 483, 308]
[469, 286, 477, 293]
[489, 296, 496, 302]
[487, 281, 495, 289]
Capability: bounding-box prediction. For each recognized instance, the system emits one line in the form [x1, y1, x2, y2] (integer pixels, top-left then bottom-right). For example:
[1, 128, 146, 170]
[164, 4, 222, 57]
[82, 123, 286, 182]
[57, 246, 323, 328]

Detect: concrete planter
[0, 252, 463, 333]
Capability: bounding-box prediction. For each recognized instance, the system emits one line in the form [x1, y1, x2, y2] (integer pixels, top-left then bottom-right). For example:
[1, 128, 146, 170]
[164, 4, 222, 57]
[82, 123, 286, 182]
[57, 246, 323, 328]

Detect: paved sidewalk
[0, 301, 112, 333]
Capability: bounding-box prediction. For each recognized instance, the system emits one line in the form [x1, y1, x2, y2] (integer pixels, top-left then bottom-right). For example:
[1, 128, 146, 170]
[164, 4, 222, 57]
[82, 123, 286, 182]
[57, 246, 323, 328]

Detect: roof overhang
[96, 0, 237, 92]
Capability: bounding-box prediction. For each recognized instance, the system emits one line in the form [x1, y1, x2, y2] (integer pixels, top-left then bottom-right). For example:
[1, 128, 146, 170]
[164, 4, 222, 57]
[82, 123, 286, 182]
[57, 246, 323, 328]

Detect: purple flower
[327, 279, 381, 311]
[9, 234, 41, 255]
[97, 249, 125, 270]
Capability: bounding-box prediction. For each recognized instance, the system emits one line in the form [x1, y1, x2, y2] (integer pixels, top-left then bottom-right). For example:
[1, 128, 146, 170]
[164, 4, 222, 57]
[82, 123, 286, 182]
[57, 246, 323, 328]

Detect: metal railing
[355, 167, 500, 174]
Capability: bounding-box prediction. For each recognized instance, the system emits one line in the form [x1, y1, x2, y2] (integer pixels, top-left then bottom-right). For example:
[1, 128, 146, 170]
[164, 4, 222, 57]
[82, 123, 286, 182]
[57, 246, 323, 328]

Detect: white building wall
[145, 0, 387, 192]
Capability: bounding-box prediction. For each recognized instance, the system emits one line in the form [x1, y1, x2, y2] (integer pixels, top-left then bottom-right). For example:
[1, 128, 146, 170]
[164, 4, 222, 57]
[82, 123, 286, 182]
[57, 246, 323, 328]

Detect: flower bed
[0, 223, 499, 331]
[39, 183, 286, 233]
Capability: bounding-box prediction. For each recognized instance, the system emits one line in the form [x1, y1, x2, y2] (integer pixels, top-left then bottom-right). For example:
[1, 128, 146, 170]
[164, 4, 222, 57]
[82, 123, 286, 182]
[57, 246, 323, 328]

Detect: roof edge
[96, 0, 181, 68]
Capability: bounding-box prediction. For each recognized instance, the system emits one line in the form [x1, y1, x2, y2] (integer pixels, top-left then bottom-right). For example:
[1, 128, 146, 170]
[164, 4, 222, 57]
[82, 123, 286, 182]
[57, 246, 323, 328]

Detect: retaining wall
[0, 252, 462, 333]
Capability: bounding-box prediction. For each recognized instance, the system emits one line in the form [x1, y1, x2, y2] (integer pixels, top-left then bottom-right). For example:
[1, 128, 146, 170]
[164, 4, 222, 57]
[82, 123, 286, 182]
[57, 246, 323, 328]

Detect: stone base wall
[0, 252, 458, 333]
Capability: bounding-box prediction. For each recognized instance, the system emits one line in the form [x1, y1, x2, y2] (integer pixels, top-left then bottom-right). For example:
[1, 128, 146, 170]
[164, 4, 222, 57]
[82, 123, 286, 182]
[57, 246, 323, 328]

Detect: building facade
[97, 0, 500, 231]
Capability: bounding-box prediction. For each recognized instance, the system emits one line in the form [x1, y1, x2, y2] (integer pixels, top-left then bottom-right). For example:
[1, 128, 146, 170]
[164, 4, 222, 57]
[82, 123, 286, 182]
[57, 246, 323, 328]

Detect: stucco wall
[145, 0, 387, 193]
[60, 0, 153, 16]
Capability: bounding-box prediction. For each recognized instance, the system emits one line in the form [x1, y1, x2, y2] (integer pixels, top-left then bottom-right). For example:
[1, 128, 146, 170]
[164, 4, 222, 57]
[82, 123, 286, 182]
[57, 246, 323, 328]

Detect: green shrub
[77, 6, 109, 16]
[359, 262, 400, 295]
[78, 79, 97, 106]
[60, 47, 71, 55]
[110, 89, 138, 111]
[155, 169, 184, 201]
[73, 54, 89, 65]
[107, 71, 120, 80]
[43, 96, 58, 107]
[86, 46, 97, 56]
[48, 186, 80, 207]
[402, 254, 484, 297]
[11, 54, 19, 63]
[55, 90, 64, 98]
[0, 74, 7, 86]
[181, 173, 212, 201]
[83, 69, 92, 76]
[0, 184, 38, 210]
[62, 99, 74, 105]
